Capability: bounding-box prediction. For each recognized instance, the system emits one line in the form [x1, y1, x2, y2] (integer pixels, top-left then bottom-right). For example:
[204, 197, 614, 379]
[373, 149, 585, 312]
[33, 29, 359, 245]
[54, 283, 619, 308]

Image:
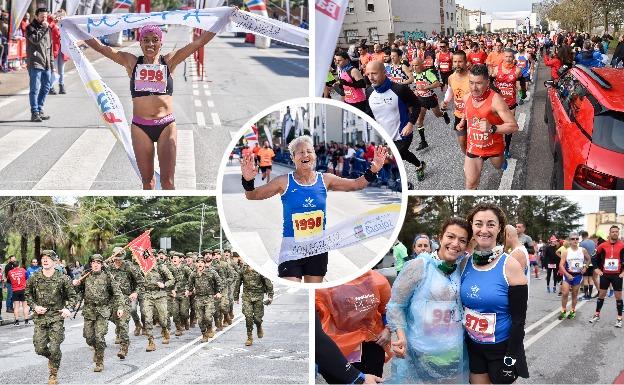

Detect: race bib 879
[463, 307, 496, 343]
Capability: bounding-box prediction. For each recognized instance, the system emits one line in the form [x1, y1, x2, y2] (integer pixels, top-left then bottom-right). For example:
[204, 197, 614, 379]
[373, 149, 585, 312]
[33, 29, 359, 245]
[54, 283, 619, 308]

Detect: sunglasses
[570, 238, 579, 240]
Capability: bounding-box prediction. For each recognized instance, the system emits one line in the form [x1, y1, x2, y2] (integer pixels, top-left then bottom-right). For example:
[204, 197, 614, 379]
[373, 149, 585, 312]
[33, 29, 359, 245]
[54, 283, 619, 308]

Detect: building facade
[340, 0, 456, 46]
[456, 4, 470, 33]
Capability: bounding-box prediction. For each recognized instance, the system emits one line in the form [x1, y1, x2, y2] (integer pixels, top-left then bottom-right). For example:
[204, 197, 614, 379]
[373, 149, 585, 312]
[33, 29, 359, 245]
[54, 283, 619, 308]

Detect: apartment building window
[347, 0, 355, 14]
[368, 27, 379, 42]
[446, 12, 449, 21]
[366, 0, 375, 12]
[345, 29, 358, 43]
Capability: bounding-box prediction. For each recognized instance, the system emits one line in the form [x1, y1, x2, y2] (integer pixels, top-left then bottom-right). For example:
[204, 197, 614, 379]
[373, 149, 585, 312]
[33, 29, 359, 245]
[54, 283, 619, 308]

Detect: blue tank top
[281, 172, 327, 240]
[460, 253, 511, 344]
[515, 52, 530, 78]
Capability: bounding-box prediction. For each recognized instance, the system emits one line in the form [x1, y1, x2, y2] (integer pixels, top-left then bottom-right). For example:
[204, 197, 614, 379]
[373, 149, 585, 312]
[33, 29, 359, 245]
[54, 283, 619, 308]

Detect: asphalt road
[220, 160, 402, 283]
[0, 26, 308, 190]
[0, 284, 308, 384]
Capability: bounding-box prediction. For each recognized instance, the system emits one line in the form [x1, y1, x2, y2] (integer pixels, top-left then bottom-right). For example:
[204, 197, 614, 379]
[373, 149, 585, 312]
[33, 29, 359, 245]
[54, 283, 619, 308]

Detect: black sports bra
[130, 55, 174, 98]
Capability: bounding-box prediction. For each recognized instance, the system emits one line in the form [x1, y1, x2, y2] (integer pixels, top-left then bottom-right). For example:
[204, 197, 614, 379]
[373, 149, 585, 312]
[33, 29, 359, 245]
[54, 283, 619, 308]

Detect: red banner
[128, 230, 156, 274]
[136, 0, 151, 13]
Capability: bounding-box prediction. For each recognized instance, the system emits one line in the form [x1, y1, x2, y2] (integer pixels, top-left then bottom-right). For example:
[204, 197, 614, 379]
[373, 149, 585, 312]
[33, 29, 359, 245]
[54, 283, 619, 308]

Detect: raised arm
[84, 38, 136, 71]
[323, 146, 386, 192]
[241, 153, 286, 200]
[165, 30, 216, 73]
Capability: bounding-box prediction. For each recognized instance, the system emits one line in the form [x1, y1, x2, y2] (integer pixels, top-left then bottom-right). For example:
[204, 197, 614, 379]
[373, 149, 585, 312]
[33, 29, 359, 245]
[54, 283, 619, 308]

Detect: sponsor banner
[276, 203, 400, 264]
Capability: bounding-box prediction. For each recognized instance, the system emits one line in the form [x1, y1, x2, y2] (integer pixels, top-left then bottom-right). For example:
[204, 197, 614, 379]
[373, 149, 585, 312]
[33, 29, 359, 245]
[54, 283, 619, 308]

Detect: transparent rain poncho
[386, 253, 469, 384]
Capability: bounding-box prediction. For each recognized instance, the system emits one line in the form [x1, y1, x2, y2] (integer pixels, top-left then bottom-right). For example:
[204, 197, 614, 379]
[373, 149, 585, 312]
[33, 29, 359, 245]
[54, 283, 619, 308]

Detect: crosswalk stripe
[211, 112, 221, 126]
[517, 112, 526, 131]
[196, 111, 206, 127]
[0, 129, 49, 173]
[498, 158, 517, 190]
[33, 129, 116, 190]
[175, 130, 196, 189]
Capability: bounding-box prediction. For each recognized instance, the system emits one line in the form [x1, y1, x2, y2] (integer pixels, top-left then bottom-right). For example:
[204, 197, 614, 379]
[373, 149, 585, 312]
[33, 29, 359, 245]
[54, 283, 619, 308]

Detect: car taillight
[574, 165, 617, 189]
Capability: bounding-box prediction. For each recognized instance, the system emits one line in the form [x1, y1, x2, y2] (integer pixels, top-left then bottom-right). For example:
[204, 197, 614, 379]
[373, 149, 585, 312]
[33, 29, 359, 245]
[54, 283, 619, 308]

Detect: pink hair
[138, 25, 163, 41]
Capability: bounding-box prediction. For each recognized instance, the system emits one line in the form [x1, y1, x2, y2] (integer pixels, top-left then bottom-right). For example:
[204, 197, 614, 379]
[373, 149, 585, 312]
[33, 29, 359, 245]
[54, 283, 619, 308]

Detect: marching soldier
[234, 263, 274, 346]
[188, 256, 223, 342]
[25, 250, 78, 385]
[72, 254, 125, 372]
[225, 249, 240, 320]
[142, 257, 175, 351]
[210, 249, 236, 329]
[168, 252, 192, 336]
[108, 247, 144, 359]
[185, 252, 197, 329]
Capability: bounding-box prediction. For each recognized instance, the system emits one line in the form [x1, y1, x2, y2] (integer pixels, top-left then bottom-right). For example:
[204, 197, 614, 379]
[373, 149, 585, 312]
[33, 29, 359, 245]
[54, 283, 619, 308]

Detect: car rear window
[592, 111, 624, 154]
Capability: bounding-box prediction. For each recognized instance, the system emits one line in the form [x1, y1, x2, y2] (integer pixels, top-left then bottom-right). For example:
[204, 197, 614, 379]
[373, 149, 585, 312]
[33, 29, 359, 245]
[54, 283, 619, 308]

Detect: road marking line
[517, 112, 526, 132]
[192, 83, 198, 89]
[204, 89, 211, 96]
[498, 158, 517, 190]
[206, 100, 215, 108]
[524, 300, 589, 349]
[196, 111, 206, 127]
[9, 337, 30, 344]
[0, 129, 49, 173]
[192, 90, 199, 96]
[194, 99, 202, 107]
[525, 307, 561, 334]
[287, 287, 300, 294]
[211, 112, 221, 126]
[33, 129, 116, 190]
[202, 83, 209, 90]
[70, 322, 84, 328]
[175, 130, 196, 189]
[0, 97, 16, 109]
[126, 293, 285, 385]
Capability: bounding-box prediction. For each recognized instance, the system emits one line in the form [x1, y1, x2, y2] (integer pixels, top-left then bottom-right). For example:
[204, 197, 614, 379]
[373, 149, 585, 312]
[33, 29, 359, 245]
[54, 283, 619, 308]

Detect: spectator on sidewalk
[19, 12, 30, 37]
[5, 255, 17, 313]
[26, 7, 54, 123]
[26, 258, 41, 279]
[0, 263, 4, 321]
[612, 35, 624, 68]
[49, 9, 67, 95]
[7, 262, 29, 325]
[0, 9, 8, 72]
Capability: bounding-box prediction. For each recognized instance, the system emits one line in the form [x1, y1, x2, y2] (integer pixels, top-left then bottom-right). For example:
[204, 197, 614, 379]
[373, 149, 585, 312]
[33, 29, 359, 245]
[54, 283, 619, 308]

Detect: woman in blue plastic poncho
[386, 217, 473, 384]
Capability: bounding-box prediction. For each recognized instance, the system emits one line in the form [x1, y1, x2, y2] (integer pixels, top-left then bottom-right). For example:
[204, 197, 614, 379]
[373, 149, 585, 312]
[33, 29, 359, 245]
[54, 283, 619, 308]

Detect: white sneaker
[589, 314, 600, 324]
[615, 319, 622, 328]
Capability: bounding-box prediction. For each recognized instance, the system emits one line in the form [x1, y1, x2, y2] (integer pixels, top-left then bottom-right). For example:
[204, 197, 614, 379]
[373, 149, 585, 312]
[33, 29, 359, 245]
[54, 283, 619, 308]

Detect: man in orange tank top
[456, 64, 519, 189]
[442, 50, 470, 153]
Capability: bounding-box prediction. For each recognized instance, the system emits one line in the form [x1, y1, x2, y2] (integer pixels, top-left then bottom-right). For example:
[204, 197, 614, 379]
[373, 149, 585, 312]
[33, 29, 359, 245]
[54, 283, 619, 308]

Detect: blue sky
[456, 0, 535, 12]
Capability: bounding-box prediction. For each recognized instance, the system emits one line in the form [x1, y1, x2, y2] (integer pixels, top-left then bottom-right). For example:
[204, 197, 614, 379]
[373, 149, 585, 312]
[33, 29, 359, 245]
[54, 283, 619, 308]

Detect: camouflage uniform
[188, 260, 223, 341]
[234, 264, 274, 346]
[168, 259, 192, 336]
[108, 254, 144, 358]
[228, 256, 243, 319]
[212, 256, 236, 329]
[25, 257, 78, 384]
[142, 263, 175, 351]
[186, 252, 197, 328]
[75, 255, 125, 372]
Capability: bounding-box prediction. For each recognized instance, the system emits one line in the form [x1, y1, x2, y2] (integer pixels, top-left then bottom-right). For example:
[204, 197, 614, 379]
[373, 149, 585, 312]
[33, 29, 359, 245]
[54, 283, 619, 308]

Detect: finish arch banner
[60, 7, 308, 188]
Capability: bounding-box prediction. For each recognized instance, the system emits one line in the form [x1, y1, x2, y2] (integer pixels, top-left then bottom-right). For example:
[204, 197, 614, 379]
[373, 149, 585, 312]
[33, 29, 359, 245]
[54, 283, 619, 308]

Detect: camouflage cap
[158, 249, 166, 255]
[41, 250, 59, 261]
[195, 256, 205, 263]
[185, 252, 194, 258]
[112, 246, 126, 259]
[91, 254, 104, 262]
[201, 249, 211, 256]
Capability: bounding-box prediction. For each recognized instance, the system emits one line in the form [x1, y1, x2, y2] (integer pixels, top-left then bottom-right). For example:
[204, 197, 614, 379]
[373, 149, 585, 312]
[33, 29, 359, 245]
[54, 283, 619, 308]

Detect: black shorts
[418, 95, 439, 110]
[260, 165, 272, 172]
[278, 253, 328, 278]
[583, 265, 594, 277]
[12, 290, 25, 302]
[440, 71, 452, 85]
[600, 274, 623, 291]
[466, 336, 529, 383]
[454, 116, 467, 137]
[466, 152, 498, 161]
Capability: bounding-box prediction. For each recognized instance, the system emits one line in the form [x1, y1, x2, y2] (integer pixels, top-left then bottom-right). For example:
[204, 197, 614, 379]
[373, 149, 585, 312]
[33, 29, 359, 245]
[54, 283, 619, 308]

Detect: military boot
[162, 328, 170, 344]
[93, 351, 104, 372]
[48, 367, 58, 385]
[229, 311, 234, 319]
[146, 337, 156, 352]
[134, 323, 142, 336]
[184, 319, 190, 330]
[256, 323, 264, 338]
[245, 331, 253, 346]
[117, 343, 128, 359]
[175, 323, 183, 336]
[201, 331, 209, 343]
[216, 315, 223, 331]
[207, 325, 215, 338]
[141, 325, 148, 336]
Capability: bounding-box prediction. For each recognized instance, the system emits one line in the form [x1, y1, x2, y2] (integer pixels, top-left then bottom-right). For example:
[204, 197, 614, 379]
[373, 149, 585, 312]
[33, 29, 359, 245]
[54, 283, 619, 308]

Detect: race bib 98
[463, 307, 496, 343]
[135, 63, 167, 93]
[292, 210, 324, 240]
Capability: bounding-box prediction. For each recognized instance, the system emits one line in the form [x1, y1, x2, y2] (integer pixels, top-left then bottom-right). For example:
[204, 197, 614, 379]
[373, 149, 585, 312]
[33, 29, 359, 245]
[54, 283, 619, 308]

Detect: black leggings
[546, 268, 559, 287]
[394, 136, 422, 167]
[352, 341, 386, 377]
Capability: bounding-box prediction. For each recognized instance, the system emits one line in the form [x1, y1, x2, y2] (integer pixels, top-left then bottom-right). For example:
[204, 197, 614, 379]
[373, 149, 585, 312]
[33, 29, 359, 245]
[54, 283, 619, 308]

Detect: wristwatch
[488, 125, 498, 134]
[503, 356, 517, 367]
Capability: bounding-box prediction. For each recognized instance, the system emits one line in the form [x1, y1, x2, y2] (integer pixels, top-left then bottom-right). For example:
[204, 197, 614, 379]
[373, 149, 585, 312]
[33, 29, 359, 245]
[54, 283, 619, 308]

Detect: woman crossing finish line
[84, 24, 216, 190]
[240, 135, 387, 284]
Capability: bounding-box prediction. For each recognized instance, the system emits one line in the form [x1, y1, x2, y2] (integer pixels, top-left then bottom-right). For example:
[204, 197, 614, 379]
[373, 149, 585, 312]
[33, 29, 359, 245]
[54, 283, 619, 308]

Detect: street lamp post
[209, 228, 223, 252]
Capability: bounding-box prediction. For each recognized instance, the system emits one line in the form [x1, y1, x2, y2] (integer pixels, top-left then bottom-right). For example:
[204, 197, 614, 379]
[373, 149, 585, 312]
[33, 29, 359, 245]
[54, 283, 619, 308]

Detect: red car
[544, 65, 624, 189]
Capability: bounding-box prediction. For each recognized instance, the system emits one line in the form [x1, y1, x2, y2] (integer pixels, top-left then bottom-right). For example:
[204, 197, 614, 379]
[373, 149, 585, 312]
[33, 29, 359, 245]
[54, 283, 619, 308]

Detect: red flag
[128, 230, 156, 274]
